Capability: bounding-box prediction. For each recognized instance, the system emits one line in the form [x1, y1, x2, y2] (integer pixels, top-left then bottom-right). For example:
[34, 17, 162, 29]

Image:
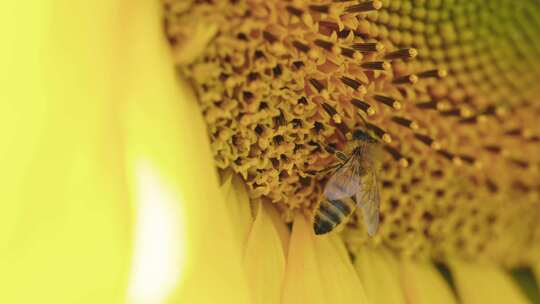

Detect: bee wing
[323, 155, 362, 200]
[356, 167, 380, 236]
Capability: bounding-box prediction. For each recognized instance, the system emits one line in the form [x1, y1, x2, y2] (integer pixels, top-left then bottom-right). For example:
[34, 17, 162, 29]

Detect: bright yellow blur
[0, 1, 249, 303]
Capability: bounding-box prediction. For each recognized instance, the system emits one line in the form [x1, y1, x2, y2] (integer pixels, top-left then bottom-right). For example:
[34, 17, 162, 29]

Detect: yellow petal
[400, 258, 457, 304]
[172, 18, 218, 65]
[282, 214, 325, 304]
[121, 16, 249, 304]
[449, 260, 529, 304]
[0, 1, 250, 303]
[317, 234, 369, 304]
[354, 248, 406, 304]
[0, 2, 134, 303]
[243, 201, 286, 304]
[282, 214, 368, 304]
[221, 170, 254, 247]
[264, 201, 291, 258]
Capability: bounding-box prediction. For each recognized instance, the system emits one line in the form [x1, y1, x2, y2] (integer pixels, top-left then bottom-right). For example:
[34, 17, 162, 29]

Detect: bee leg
[327, 146, 348, 162]
[335, 151, 349, 162]
[305, 162, 342, 176]
[314, 141, 349, 162]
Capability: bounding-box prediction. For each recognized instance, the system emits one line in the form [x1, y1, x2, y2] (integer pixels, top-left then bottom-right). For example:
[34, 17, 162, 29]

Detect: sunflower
[1, 1, 539, 304]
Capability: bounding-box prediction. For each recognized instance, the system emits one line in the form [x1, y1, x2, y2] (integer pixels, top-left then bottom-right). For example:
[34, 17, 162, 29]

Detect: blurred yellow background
[0, 1, 249, 303]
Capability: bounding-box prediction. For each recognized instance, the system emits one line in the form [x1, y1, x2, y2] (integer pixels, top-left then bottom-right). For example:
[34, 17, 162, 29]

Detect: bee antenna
[354, 112, 380, 143]
[357, 112, 369, 127]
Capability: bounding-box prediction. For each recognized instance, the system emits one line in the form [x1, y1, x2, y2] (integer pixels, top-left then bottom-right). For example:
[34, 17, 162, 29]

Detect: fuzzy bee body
[313, 131, 381, 236]
[313, 197, 357, 235]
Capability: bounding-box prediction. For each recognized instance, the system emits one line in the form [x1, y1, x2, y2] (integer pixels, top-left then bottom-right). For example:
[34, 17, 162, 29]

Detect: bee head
[353, 129, 377, 143]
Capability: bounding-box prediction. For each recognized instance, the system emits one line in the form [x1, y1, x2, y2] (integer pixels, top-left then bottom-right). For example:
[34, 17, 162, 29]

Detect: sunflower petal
[119, 1, 251, 301]
[354, 248, 406, 304]
[400, 259, 457, 304]
[172, 18, 218, 65]
[0, 2, 134, 303]
[221, 170, 254, 247]
[1, 0, 252, 303]
[316, 234, 369, 304]
[282, 214, 368, 304]
[449, 260, 529, 304]
[282, 214, 326, 304]
[265, 200, 291, 257]
[243, 201, 286, 304]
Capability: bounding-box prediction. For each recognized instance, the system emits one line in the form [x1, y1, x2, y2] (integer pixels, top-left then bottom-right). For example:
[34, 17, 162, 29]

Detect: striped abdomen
[313, 197, 357, 235]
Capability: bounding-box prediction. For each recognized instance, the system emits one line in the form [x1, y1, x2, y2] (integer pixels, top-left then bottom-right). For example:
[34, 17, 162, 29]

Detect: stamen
[486, 179, 499, 193]
[437, 149, 461, 165]
[414, 133, 441, 150]
[242, 91, 254, 103]
[418, 69, 448, 79]
[292, 40, 310, 53]
[262, 31, 278, 43]
[292, 61, 304, 70]
[483, 145, 505, 155]
[344, 1, 382, 13]
[361, 61, 391, 70]
[273, 135, 285, 145]
[321, 102, 342, 123]
[254, 124, 264, 135]
[385, 48, 418, 60]
[392, 74, 418, 85]
[382, 180, 394, 188]
[512, 180, 531, 193]
[351, 98, 376, 115]
[384, 146, 409, 167]
[309, 5, 332, 14]
[274, 110, 286, 126]
[286, 6, 303, 16]
[337, 29, 352, 38]
[309, 78, 325, 94]
[416, 100, 438, 110]
[529, 135, 540, 142]
[322, 102, 337, 116]
[336, 122, 350, 136]
[318, 21, 339, 33]
[352, 28, 369, 39]
[482, 105, 501, 116]
[291, 118, 303, 128]
[459, 115, 486, 124]
[314, 39, 339, 53]
[272, 65, 282, 78]
[391, 116, 419, 130]
[340, 76, 363, 91]
[510, 159, 530, 169]
[340, 47, 354, 58]
[366, 123, 392, 143]
[351, 42, 384, 52]
[374, 94, 402, 110]
[459, 154, 476, 165]
[505, 128, 523, 137]
[440, 108, 461, 117]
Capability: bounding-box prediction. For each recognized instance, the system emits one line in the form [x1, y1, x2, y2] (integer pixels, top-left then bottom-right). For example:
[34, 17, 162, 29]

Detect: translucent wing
[323, 155, 363, 200]
[355, 165, 380, 236]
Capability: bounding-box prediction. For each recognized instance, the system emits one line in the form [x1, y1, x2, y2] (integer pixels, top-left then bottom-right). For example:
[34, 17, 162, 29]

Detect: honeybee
[313, 130, 381, 236]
